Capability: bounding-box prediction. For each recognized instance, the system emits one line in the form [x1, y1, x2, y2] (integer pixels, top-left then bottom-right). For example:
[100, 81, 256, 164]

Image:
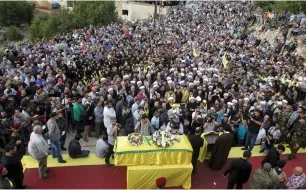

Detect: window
[67, 1, 76, 7]
[122, 9, 129, 15]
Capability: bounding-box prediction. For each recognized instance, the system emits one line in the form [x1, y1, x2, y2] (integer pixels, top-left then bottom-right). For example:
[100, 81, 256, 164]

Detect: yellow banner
[198, 131, 221, 162]
[127, 164, 192, 189]
[193, 48, 198, 57]
[222, 52, 228, 69]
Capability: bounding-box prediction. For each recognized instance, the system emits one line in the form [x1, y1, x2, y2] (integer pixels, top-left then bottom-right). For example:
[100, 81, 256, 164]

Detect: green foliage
[70, 1, 118, 27]
[29, 1, 118, 42]
[0, 1, 34, 27]
[253, 1, 306, 14]
[4, 26, 23, 41]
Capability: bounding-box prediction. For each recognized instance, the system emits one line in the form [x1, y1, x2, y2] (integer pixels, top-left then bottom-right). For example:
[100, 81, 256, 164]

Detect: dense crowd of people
[0, 1, 305, 189]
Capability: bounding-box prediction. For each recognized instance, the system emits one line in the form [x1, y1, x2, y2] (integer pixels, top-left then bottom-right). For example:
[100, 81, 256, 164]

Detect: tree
[4, 26, 23, 41]
[253, 1, 306, 14]
[29, 1, 119, 42]
[0, 1, 34, 27]
[29, 15, 49, 41]
[72, 1, 118, 26]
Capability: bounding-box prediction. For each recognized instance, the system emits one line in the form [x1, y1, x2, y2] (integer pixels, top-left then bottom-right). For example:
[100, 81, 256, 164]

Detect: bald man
[285, 167, 305, 189]
[28, 125, 51, 179]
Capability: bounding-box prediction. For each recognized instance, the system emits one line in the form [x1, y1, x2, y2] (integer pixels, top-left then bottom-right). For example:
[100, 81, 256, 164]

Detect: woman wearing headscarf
[28, 125, 50, 179]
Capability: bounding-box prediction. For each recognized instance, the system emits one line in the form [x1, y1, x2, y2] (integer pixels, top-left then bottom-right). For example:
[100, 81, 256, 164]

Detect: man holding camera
[105, 118, 120, 166]
[241, 109, 263, 152]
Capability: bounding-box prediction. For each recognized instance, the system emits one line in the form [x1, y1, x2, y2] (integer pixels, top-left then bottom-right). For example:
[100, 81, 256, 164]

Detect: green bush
[29, 1, 118, 42]
[4, 26, 23, 41]
[0, 1, 34, 27]
[253, 1, 306, 14]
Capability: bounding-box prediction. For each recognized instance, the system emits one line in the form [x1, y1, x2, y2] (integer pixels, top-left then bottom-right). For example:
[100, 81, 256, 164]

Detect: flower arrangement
[152, 130, 180, 148]
[128, 133, 144, 146]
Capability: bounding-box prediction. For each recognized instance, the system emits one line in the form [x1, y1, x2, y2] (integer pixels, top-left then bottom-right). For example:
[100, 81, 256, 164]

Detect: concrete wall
[115, 1, 173, 21]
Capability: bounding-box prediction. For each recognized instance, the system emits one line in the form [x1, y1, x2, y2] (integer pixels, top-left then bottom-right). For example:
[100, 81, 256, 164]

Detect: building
[115, 1, 177, 22]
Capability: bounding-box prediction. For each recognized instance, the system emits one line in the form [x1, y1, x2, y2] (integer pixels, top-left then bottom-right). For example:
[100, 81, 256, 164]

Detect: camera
[170, 122, 180, 129]
[116, 123, 123, 129]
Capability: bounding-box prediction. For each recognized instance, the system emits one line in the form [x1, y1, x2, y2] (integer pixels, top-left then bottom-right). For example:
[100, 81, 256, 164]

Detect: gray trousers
[38, 156, 48, 178]
[95, 122, 103, 138]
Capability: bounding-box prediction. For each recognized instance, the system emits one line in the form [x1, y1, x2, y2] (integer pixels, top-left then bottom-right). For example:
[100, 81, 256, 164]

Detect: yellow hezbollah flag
[222, 52, 228, 69]
[193, 48, 198, 57]
[270, 56, 275, 64]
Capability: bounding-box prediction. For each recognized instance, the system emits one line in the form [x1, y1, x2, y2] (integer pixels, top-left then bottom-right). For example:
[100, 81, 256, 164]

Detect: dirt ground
[34, 8, 59, 17]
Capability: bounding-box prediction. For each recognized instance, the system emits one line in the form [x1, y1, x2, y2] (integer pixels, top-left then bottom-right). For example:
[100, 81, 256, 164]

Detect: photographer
[241, 109, 263, 151]
[4, 86, 16, 97]
[192, 106, 207, 120]
[190, 107, 206, 134]
[105, 118, 120, 166]
[232, 116, 248, 146]
[164, 115, 184, 135]
[186, 97, 198, 122]
[219, 117, 234, 134]
[203, 115, 220, 133]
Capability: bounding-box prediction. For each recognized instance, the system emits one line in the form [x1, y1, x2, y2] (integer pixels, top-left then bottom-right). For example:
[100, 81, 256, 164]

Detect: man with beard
[103, 100, 116, 137]
[241, 109, 263, 151]
[105, 118, 120, 166]
[208, 128, 234, 170]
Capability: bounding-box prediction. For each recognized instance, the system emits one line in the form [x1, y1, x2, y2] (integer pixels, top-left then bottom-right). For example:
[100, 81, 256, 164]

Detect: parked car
[51, 2, 61, 9]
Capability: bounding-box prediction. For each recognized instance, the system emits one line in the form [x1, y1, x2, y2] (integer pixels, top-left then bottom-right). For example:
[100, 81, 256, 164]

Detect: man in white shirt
[103, 100, 116, 130]
[105, 118, 119, 165]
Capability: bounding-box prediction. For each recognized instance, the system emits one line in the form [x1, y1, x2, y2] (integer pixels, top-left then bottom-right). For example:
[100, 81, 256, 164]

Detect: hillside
[249, 19, 306, 60]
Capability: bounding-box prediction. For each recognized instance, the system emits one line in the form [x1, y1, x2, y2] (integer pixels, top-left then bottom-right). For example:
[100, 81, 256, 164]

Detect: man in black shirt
[224, 151, 252, 189]
[241, 109, 263, 151]
[1, 144, 28, 189]
[261, 144, 285, 168]
[188, 127, 204, 174]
